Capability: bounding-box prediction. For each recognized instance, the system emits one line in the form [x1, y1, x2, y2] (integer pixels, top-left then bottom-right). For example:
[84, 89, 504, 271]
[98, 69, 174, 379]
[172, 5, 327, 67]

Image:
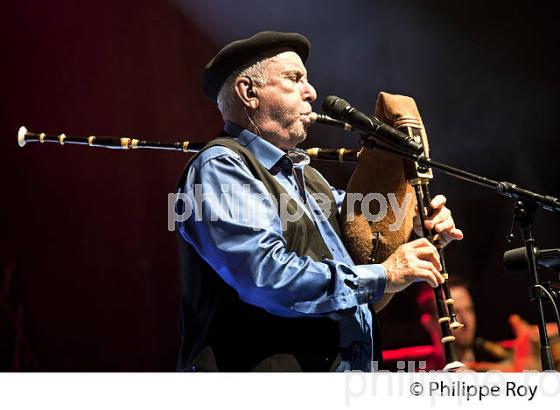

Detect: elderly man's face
[255, 50, 317, 149]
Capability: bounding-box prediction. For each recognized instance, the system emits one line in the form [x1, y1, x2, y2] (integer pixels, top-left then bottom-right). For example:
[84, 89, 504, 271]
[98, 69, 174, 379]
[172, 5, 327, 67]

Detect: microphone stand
[362, 137, 560, 371]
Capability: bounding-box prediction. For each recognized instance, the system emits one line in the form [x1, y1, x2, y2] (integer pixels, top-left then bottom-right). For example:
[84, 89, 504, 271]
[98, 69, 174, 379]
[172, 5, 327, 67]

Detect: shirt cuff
[355, 264, 387, 304]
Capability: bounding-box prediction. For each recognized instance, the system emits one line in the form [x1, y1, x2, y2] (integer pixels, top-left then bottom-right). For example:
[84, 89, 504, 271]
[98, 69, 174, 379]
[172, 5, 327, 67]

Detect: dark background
[1, 0, 559, 370]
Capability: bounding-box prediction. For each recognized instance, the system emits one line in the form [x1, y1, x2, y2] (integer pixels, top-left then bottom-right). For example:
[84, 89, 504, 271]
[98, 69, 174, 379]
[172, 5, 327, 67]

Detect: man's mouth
[300, 113, 311, 125]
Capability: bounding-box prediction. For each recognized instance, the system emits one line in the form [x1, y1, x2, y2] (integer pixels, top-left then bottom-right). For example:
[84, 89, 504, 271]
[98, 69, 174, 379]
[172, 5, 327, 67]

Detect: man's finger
[448, 228, 464, 240]
[410, 237, 433, 248]
[425, 207, 451, 229]
[430, 194, 447, 210]
[433, 219, 454, 234]
[417, 269, 439, 288]
[416, 261, 445, 283]
[439, 228, 464, 244]
[415, 247, 442, 271]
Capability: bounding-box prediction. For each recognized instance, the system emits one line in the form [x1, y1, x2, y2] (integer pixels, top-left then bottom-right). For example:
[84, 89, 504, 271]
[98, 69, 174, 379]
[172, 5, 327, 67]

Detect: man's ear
[234, 77, 259, 109]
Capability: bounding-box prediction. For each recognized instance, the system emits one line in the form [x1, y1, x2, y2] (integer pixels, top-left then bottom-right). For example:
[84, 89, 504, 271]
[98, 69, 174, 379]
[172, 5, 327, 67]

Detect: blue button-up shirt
[176, 121, 387, 371]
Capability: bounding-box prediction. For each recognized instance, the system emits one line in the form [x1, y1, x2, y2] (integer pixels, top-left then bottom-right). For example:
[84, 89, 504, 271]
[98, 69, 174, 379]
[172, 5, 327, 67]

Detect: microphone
[322, 95, 423, 154]
[503, 247, 560, 272]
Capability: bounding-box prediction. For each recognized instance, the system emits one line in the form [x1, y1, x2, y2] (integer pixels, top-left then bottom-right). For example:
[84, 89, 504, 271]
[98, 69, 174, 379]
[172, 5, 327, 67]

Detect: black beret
[203, 31, 310, 103]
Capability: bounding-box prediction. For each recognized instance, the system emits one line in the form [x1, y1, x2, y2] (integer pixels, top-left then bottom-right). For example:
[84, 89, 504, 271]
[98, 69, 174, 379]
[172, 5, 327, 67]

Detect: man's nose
[303, 81, 317, 103]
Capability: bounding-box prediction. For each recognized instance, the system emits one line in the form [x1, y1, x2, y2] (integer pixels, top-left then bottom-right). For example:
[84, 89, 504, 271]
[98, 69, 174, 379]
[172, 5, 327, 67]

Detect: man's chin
[292, 132, 307, 147]
[285, 122, 306, 142]
[276, 121, 307, 148]
[297, 123, 309, 139]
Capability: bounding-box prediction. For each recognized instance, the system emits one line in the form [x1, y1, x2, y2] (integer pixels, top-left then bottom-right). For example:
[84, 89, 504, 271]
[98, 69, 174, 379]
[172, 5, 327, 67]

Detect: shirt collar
[224, 121, 295, 172]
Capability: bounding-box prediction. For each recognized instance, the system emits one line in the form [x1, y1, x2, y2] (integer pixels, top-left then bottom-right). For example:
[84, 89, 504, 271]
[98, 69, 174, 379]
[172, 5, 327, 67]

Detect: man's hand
[382, 238, 445, 293]
[413, 194, 463, 246]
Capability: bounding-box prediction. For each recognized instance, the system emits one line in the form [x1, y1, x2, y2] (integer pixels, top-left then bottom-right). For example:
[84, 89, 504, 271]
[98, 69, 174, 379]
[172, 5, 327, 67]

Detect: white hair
[216, 57, 270, 119]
